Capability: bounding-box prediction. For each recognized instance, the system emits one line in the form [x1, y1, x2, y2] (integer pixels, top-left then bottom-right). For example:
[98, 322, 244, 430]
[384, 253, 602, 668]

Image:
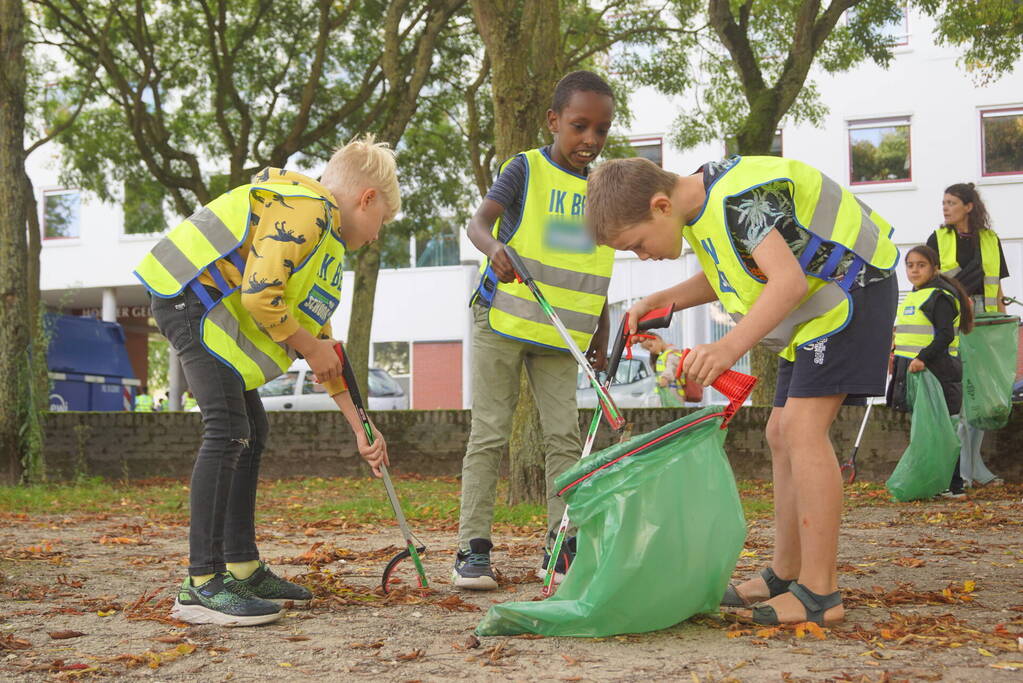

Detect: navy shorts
[774, 275, 898, 408]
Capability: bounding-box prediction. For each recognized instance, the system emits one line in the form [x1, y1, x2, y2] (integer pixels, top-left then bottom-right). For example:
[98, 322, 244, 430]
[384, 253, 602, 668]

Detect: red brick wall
[412, 341, 462, 409]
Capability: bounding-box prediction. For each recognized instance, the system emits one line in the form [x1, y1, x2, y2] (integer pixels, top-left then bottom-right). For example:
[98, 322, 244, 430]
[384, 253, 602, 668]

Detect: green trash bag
[886, 370, 961, 502]
[961, 313, 1020, 430]
[476, 407, 746, 638]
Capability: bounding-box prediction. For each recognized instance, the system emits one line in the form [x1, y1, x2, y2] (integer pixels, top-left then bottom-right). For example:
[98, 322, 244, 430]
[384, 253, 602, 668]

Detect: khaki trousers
[457, 305, 582, 551]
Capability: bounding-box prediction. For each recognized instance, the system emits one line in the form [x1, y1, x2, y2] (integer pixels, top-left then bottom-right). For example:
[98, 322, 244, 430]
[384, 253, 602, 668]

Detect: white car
[575, 348, 660, 409]
[257, 359, 408, 411]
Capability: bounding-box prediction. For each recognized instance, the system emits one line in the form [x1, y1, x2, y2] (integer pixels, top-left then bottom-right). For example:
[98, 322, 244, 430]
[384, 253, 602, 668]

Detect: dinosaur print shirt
[198, 167, 346, 395]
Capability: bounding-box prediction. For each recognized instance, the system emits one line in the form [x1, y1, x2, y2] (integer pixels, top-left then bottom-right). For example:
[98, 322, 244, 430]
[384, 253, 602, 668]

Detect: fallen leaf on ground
[48, 631, 85, 640]
[282, 635, 310, 642]
[397, 649, 424, 661]
[0, 634, 32, 650]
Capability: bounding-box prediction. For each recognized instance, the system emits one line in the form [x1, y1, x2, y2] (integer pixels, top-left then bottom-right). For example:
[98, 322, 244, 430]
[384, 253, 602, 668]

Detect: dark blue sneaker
[452, 538, 497, 590]
[538, 536, 577, 584]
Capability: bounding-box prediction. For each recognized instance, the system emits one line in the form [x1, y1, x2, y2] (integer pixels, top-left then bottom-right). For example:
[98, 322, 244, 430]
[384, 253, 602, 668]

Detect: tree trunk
[22, 171, 46, 479]
[0, 0, 30, 484]
[346, 240, 381, 395]
[472, 0, 562, 506]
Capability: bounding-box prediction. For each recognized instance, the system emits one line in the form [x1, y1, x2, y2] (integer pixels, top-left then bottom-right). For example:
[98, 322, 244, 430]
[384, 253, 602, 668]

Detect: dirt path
[2, 485, 1022, 681]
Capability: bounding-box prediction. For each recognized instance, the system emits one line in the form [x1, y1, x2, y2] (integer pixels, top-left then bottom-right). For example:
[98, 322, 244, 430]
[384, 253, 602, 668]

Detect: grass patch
[0, 476, 790, 525]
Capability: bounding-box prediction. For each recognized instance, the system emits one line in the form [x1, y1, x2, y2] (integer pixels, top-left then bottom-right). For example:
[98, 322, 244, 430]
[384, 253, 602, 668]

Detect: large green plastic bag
[476, 407, 746, 638]
[961, 313, 1020, 430]
[886, 370, 961, 502]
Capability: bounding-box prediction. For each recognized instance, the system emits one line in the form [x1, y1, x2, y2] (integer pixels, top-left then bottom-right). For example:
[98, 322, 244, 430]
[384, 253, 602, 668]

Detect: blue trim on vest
[818, 245, 846, 281]
[207, 264, 231, 293]
[133, 269, 175, 298]
[539, 146, 588, 181]
[687, 156, 741, 226]
[839, 256, 864, 291]
[228, 249, 246, 273]
[798, 234, 822, 271]
[189, 280, 217, 310]
[475, 151, 531, 304]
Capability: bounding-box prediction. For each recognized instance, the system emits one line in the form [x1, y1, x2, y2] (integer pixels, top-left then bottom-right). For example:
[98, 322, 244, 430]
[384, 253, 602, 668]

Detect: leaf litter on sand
[294, 568, 479, 611]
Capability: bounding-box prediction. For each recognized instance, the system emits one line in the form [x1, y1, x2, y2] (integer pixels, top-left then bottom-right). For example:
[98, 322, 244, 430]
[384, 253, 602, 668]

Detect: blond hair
[587, 158, 678, 243]
[320, 133, 401, 221]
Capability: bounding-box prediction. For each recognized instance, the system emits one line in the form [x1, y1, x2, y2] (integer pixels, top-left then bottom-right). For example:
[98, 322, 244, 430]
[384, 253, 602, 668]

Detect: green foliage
[623, 0, 905, 153]
[122, 179, 167, 235]
[917, 0, 1023, 83]
[147, 336, 169, 394]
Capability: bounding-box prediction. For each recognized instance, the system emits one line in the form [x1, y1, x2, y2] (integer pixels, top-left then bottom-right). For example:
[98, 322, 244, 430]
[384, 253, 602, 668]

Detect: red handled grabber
[540, 304, 675, 597]
[679, 349, 757, 427]
[334, 342, 428, 594]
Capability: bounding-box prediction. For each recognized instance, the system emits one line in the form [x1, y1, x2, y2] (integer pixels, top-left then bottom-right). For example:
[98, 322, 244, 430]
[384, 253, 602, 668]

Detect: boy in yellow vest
[135, 135, 398, 626]
[586, 156, 899, 626]
[453, 71, 616, 590]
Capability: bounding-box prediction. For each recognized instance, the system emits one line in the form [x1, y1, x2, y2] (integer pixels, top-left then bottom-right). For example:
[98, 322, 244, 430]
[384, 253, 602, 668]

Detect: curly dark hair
[944, 182, 991, 235]
[551, 70, 614, 112]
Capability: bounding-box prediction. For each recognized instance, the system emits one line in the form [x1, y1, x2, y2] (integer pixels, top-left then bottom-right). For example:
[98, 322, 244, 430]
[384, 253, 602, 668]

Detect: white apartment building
[33, 7, 1022, 409]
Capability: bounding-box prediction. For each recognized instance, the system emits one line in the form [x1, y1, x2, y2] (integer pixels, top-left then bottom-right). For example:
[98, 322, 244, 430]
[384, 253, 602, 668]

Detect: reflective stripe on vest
[893, 286, 960, 359]
[481, 148, 614, 350]
[934, 226, 1001, 312]
[683, 156, 899, 361]
[655, 348, 685, 398]
[134, 394, 154, 412]
[135, 182, 345, 390]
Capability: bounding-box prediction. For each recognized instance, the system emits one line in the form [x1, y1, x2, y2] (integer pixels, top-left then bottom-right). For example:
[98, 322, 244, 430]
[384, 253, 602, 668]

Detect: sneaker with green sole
[170, 573, 281, 627]
[230, 562, 313, 605]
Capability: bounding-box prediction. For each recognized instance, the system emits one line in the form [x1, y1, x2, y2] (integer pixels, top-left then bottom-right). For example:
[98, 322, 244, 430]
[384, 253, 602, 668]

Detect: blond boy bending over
[135, 136, 398, 626]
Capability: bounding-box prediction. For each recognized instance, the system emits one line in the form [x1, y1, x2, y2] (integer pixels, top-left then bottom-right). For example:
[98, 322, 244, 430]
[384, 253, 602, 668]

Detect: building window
[415, 229, 460, 267]
[123, 179, 167, 234]
[847, 3, 909, 47]
[848, 117, 912, 185]
[725, 131, 783, 157]
[629, 136, 663, 167]
[43, 190, 81, 239]
[981, 107, 1023, 176]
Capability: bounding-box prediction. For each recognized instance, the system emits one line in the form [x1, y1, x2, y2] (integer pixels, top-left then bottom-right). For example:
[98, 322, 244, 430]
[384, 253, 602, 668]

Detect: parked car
[1012, 378, 1023, 404]
[255, 360, 408, 411]
[576, 349, 660, 409]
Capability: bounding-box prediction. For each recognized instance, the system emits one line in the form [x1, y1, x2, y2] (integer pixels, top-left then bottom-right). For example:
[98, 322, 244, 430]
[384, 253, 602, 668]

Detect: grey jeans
[151, 287, 269, 576]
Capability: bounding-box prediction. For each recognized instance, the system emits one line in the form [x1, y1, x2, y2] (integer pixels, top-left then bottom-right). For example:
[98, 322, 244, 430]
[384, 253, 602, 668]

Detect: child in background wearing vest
[887, 245, 975, 497]
[453, 71, 616, 590]
[585, 156, 900, 627]
[638, 333, 698, 406]
[140, 136, 398, 626]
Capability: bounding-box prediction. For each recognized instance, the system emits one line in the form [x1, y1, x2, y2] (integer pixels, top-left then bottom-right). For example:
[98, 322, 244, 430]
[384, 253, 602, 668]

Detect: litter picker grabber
[841, 400, 873, 484]
[504, 246, 626, 431]
[678, 350, 757, 428]
[540, 305, 674, 597]
[334, 342, 428, 594]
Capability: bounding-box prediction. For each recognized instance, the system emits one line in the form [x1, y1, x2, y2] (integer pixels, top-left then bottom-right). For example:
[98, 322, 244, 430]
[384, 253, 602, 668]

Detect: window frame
[41, 188, 83, 241]
[979, 106, 1023, 178]
[846, 116, 913, 186]
[629, 135, 664, 168]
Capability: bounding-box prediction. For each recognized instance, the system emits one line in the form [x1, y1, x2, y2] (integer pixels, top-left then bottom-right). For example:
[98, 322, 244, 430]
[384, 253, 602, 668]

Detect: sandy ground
[2, 484, 1022, 682]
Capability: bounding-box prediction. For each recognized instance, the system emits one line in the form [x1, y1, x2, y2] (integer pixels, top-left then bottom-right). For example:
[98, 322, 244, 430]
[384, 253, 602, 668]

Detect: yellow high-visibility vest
[134, 393, 154, 412]
[893, 286, 960, 359]
[684, 156, 899, 360]
[477, 148, 614, 350]
[135, 183, 345, 390]
[934, 226, 1001, 313]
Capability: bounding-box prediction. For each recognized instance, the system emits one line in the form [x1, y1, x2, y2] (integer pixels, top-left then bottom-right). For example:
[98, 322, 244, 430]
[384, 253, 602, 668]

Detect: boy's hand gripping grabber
[334, 342, 428, 594]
